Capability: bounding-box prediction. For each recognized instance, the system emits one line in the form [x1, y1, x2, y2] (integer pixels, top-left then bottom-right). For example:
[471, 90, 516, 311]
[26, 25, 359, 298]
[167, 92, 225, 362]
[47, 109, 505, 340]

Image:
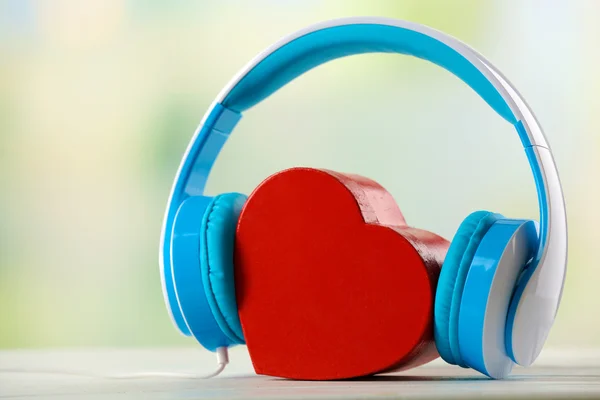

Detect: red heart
[235, 168, 449, 380]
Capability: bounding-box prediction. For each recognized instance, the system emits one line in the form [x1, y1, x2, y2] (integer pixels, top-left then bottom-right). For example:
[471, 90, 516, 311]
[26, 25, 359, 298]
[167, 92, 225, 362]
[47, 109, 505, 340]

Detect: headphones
[160, 17, 567, 379]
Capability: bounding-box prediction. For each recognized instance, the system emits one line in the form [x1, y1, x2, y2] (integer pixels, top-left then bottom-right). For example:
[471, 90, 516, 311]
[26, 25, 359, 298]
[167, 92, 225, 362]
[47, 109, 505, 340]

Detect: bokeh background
[0, 0, 598, 350]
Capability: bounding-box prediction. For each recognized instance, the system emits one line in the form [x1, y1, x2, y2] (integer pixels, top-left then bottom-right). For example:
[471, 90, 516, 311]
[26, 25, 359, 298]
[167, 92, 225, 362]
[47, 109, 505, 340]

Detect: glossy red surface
[235, 168, 449, 380]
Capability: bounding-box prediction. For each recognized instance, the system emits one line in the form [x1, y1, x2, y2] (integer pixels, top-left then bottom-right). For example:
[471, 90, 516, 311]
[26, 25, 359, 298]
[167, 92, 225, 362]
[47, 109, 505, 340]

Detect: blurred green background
[0, 0, 598, 349]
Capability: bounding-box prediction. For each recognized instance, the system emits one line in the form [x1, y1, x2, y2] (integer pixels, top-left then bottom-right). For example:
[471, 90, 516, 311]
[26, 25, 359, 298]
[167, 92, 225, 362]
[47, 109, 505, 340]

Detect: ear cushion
[200, 192, 248, 345]
[434, 210, 503, 367]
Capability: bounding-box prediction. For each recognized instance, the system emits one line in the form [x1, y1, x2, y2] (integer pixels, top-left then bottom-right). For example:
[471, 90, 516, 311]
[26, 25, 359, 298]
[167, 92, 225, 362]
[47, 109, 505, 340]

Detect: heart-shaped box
[235, 168, 449, 380]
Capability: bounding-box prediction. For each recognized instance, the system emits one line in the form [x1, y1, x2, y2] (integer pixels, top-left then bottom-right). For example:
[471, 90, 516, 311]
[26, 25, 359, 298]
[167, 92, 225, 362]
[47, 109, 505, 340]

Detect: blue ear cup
[434, 211, 503, 366]
[199, 192, 247, 345]
[435, 211, 540, 378]
[457, 218, 538, 378]
[170, 193, 246, 351]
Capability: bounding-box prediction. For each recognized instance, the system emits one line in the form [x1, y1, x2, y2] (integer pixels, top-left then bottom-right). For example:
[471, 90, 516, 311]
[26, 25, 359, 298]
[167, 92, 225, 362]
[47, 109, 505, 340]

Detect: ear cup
[458, 218, 538, 379]
[200, 192, 248, 345]
[434, 211, 503, 366]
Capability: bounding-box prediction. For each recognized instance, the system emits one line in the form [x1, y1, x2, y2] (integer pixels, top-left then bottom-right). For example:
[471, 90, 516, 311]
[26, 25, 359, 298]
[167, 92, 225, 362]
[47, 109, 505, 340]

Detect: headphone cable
[0, 347, 229, 380]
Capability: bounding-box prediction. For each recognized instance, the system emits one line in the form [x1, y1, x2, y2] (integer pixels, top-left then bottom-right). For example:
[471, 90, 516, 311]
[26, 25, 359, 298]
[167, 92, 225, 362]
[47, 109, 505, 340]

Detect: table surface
[1, 347, 599, 399]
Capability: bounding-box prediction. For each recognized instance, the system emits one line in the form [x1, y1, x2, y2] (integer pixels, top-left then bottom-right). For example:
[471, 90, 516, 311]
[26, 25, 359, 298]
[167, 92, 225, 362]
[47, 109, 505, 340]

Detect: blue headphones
[160, 17, 567, 379]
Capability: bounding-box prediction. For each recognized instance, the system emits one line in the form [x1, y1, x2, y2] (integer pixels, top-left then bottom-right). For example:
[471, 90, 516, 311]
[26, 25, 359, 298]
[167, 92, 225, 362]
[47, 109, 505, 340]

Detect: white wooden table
[1, 347, 599, 399]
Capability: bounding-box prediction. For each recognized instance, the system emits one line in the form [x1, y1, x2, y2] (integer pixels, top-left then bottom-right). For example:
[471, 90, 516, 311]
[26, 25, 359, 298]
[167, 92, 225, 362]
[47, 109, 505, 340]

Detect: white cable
[0, 347, 229, 380]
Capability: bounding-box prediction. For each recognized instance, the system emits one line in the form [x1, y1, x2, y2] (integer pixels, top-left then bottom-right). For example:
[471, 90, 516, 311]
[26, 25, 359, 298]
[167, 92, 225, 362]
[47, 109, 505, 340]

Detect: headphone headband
[160, 17, 567, 366]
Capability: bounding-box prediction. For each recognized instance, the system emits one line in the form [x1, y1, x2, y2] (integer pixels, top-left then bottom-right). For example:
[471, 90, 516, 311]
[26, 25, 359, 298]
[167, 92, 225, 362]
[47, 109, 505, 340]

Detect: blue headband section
[222, 24, 517, 124]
